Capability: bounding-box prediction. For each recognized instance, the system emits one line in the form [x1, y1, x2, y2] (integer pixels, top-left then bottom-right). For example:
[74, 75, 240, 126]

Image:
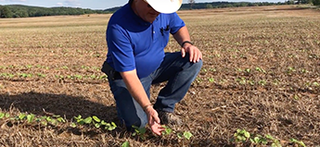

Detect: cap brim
[146, 0, 182, 14]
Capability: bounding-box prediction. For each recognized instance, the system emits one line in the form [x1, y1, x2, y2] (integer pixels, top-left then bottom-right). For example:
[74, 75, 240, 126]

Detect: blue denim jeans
[107, 52, 203, 130]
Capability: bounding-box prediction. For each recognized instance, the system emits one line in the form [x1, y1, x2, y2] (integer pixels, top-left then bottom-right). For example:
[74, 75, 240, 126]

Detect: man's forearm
[173, 26, 192, 47]
[120, 70, 151, 110]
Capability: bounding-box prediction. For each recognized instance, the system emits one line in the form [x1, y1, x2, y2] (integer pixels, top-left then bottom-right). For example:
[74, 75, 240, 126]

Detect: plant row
[0, 112, 309, 147]
[0, 65, 101, 71]
[0, 111, 193, 146]
[0, 73, 107, 80]
[232, 129, 306, 147]
[0, 112, 116, 131]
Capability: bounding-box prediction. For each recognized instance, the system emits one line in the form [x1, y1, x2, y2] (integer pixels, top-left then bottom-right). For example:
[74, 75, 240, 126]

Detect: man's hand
[181, 44, 202, 63]
[145, 106, 165, 135]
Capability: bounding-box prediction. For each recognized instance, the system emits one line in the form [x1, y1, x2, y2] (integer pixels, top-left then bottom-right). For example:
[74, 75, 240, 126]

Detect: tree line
[182, 1, 320, 10]
[1, 0, 320, 19]
[0, 5, 110, 18]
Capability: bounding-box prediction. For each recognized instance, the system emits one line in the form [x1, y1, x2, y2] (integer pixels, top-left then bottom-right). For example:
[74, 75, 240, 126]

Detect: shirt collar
[126, 3, 159, 26]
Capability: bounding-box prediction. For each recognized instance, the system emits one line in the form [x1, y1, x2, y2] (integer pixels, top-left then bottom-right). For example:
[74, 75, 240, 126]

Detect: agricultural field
[0, 5, 320, 147]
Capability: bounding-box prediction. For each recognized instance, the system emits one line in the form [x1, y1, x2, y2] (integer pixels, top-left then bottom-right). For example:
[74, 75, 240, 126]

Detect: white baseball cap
[145, 0, 183, 14]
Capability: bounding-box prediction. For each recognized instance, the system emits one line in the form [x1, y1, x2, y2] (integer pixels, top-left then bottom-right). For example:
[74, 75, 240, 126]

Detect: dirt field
[0, 5, 320, 147]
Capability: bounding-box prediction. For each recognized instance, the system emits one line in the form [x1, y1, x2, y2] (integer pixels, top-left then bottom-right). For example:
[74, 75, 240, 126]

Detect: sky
[0, 0, 285, 10]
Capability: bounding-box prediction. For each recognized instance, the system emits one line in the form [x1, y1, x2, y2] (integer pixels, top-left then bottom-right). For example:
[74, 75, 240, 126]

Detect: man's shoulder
[109, 4, 132, 25]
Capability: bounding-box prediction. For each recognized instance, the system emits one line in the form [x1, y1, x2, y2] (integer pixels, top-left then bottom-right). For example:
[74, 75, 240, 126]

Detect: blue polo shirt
[105, 3, 185, 78]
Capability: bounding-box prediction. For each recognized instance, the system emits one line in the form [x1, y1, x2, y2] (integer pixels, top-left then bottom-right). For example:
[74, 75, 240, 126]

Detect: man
[101, 0, 202, 135]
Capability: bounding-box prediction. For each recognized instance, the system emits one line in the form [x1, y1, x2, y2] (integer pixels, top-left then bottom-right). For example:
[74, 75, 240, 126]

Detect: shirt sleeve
[169, 12, 186, 34]
[106, 24, 136, 72]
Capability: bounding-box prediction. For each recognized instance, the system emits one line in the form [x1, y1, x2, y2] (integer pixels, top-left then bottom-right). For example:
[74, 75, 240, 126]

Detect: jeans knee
[195, 59, 203, 69]
[189, 59, 203, 73]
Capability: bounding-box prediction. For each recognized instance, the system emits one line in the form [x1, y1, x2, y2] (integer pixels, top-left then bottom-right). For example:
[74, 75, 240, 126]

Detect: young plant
[161, 125, 172, 136]
[234, 129, 251, 143]
[73, 115, 116, 131]
[121, 141, 130, 147]
[250, 134, 268, 145]
[265, 134, 281, 147]
[290, 138, 306, 147]
[177, 131, 193, 140]
[132, 125, 147, 140]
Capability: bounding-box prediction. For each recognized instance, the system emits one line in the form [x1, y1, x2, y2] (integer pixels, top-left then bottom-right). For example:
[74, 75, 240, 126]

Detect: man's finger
[189, 48, 194, 62]
[196, 50, 202, 62]
[181, 48, 186, 58]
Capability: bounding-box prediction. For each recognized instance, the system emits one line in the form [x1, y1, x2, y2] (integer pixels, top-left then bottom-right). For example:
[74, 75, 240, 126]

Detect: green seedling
[27, 114, 35, 123]
[121, 141, 130, 147]
[234, 129, 250, 142]
[132, 125, 147, 140]
[19, 113, 26, 120]
[265, 134, 281, 147]
[177, 131, 193, 140]
[250, 134, 268, 145]
[0, 112, 10, 119]
[255, 67, 266, 73]
[290, 138, 306, 147]
[162, 125, 172, 136]
[183, 131, 193, 140]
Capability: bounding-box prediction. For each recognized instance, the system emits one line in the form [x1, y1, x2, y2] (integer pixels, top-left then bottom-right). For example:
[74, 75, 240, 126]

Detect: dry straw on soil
[1, 5, 320, 147]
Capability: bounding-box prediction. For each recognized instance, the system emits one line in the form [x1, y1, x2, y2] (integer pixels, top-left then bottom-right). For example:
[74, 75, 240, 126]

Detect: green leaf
[0, 113, 4, 119]
[177, 133, 183, 139]
[94, 123, 101, 128]
[19, 113, 26, 120]
[121, 141, 130, 147]
[112, 122, 117, 127]
[92, 116, 101, 122]
[290, 138, 298, 142]
[250, 138, 255, 143]
[70, 122, 77, 128]
[83, 117, 92, 124]
[290, 138, 306, 147]
[53, 115, 61, 118]
[41, 121, 48, 126]
[35, 118, 41, 122]
[254, 136, 261, 143]
[237, 136, 245, 142]
[108, 122, 117, 131]
[49, 119, 57, 125]
[244, 131, 250, 138]
[183, 131, 193, 140]
[57, 117, 65, 123]
[77, 120, 85, 125]
[27, 114, 35, 123]
[46, 116, 52, 122]
[132, 132, 137, 137]
[162, 125, 172, 135]
[100, 120, 107, 125]
[74, 115, 82, 120]
[265, 134, 275, 140]
[271, 142, 281, 147]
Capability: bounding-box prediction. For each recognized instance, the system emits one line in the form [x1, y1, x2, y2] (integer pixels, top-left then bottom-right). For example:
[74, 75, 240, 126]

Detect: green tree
[300, 0, 312, 3]
[206, 4, 213, 9]
[313, 0, 320, 5]
[0, 5, 13, 18]
[12, 9, 29, 18]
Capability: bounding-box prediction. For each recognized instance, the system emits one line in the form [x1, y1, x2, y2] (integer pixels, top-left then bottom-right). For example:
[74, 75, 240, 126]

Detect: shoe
[157, 111, 182, 127]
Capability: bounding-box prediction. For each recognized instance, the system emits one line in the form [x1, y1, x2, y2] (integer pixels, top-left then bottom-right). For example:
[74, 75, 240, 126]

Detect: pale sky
[0, 0, 285, 10]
